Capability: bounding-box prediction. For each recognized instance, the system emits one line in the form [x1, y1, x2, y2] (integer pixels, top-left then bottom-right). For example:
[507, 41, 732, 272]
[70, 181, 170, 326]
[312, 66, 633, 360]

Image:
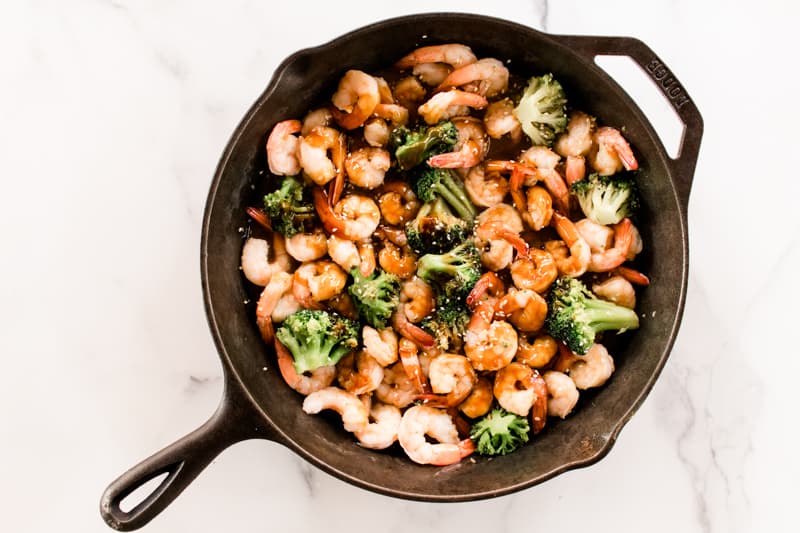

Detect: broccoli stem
[432, 172, 476, 221]
[581, 298, 640, 333]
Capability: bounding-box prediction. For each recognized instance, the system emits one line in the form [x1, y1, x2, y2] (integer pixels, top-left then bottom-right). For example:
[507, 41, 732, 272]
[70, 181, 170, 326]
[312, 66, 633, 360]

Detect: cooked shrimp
[299, 126, 345, 186]
[474, 203, 524, 272]
[593, 275, 636, 309]
[516, 334, 559, 368]
[354, 402, 402, 450]
[275, 337, 335, 395]
[435, 57, 509, 97]
[510, 248, 558, 293]
[543, 370, 579, 419]
[569, 343, 615, 389]
[301, 108, 333, 136]
[588, 218, 633, 272]
[520, 146, 570, 213]
[464, 300, 518, 371]
[627, 223, 643, 261]
[393, 76, 427, 110]
[548, 212, 590, 277]
[484, 97, 522, 142]
[458, 376, 493, 418]
[314, 189, 381, 241]
[395, 43, 477, 71]
[362, 325, 399, 367]
[373, 103, 409, 126]
[292, 260, 347, 306]
[375, 361, 417, 408]
[337, 351, 384, 395]
[392, 304, 436, 351]
[331, 70, 380, 130]
[363, 118, 390, 147]
[398, 405, 475, 465]
[266, 119, 302, 176]
[466, 271, 506, 308]
[400, 277, 435, 323]
[493, 362, 539, 417]
[483, 160, 542, 228]
[302, 387, 369, 433]
[241, 234, 292, 286]
[272, 287, 301, 324]
[428, 117, 489, 169]
[398, 337, 430, 394]
[379, 241, 417, 279]
[417, 89, 488, 125]
[285, 228, 328, 262]
[422, 353, 477, 407]
[377, 181, 420, 226]
[589, 126, 639, 175]
[413, 63, 453, 86]
[345, 147, 390, 189]
[615, 265, 650, 286]
[575, 218, 614, 253]
[495, 288, 548, 333]
[254, 271, 293, 343]
[554, 111, 595, 185]
[464, 164, 509, 208]
[524, 185, 554, 230]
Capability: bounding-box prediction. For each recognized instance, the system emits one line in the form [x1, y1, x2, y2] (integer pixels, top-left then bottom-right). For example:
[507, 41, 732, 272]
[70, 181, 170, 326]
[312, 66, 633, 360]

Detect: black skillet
[100, 13, 703, 530]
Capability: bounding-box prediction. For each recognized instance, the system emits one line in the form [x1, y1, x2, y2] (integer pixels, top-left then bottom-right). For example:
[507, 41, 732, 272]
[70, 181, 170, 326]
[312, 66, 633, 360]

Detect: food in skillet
[240, 43, 648, 465]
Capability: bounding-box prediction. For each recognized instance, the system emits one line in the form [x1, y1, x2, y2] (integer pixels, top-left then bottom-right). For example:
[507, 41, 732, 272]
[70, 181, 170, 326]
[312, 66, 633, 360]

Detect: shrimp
[615, 265, 650, 286]
[400, 277, 435, 323]
[393, 76, 427, 110]
[483, 97, 522, 143]
[588, 126, 639, 175]
[354, 402, 402, 450]
[292, 260, 347, 306]
[345, 147, 390, 189]
[548, 212, 590, 277]
[569, 343, 615, 390]
[362, 325, 399, 367]
[314, 189, 381, 241]
[474, 203, 524, 272]
[392, 304, 436, 351]
[425, 353, 477, 407]
[458, 376, 493, 418]
[274, 337, 335, 395]
[464, 164, 509, 208]
[520, 146, 570, 213]
[363, 117, 391, 147]
[593, 275, 637, 309]
[466, 271, 506, 308]
[285, 227, 328, 262]
[373, 103, 409, 126]
[397, 405, 475, 466]
[326, 234, 371, 276]
[302, 387, 369, 433]
[495, 288, 548, 333]
[524, 185, 554, 231]
[588, 218, 633, 272]
[377, 181, 420, 226]
[516, 334, 558, 369]
[398, 337, 430, 394]
[301, 108, 333, 136]
[330, 70, 380, 130]
[575, 218, 614, 253]
[627, 223, 643, 261]
[554, 111, 595, 185]
[255, 271, 293, 343]
[266, 119, 302, 176]
[428, 117, 489, 169]
[483, 160, 543, 229]
[379, 241, 417, 280]
[413, 63, 453, 86]
[272, 287, 301, 324]
[395, 43, 477, 71]
[435, 57, 509, 97]
[543, 370, 579, 419]
[337, 351, 384, 395]
[492, 362, 538, 417]
[464, 300, 518, 371]
[510, 248, 558, 293]
[417, 89, 488, 125]
[375, 361, 417, 408]
[241, 234, 292, 286]
[299, 126, 345, 186]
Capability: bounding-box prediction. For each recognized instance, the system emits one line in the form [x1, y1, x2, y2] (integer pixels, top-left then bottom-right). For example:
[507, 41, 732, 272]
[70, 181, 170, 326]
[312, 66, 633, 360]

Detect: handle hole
[119, 471, 170, 513]
[595, 55, 685, 158]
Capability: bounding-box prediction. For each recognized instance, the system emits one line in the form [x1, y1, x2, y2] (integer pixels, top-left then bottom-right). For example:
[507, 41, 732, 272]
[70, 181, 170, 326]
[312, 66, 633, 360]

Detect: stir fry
[240, 43, 649, 465]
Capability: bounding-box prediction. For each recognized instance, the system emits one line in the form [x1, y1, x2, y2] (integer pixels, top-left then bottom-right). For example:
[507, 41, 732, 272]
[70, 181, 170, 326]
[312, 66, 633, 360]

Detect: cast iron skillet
[100, 13, 702, 531]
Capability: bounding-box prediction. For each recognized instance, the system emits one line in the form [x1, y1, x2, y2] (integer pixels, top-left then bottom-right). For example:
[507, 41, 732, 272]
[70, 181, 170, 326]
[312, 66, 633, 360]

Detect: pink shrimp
[266, 119, 302, 176]
[589, 126, 639, 175]
[588, 218, 633, 272]
[434, 57, 509, 97]
[330, 70, 380, 130]
[417, 89, 488, 125]
[547, 212, 591, 277]
[427, 117, 489, 169]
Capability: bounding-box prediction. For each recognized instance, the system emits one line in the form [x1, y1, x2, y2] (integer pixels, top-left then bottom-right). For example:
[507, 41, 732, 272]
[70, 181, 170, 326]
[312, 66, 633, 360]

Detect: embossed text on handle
[646, 59, 690, 109]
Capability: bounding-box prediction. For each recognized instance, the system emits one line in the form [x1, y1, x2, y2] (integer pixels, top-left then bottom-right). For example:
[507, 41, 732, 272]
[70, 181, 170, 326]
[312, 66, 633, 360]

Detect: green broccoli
[470, 407, 530, 456]
[513, 73, 568, 146]
[411, 166, 476, 222]
[416, 241, 481, 304]
[405, 198, 471, 255]
[275, 309, 359, 374]
[391, 121, 459, 170]
[420, 295, 470, 351]
[571, 172, 640, 225]
[545, 276, 640, 355]
[262, 175, 317, 236]
[347, 268, 401, 329]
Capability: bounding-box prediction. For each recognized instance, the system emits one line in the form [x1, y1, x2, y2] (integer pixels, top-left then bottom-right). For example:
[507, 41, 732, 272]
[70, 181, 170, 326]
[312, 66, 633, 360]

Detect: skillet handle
[555, 34, 703, 211]
[100, 380, 270, 531]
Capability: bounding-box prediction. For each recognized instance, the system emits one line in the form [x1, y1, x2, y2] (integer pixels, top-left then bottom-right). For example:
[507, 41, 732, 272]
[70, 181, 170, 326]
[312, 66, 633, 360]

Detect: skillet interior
[202, 14, 687, 500]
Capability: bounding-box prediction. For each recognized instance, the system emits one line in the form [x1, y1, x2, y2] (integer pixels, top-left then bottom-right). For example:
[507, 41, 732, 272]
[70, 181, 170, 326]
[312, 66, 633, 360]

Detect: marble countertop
[2, 1, 797, 532]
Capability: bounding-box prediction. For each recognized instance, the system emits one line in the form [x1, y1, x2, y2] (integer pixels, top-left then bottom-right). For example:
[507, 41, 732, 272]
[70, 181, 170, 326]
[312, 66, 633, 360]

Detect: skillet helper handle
[100, 382, 266, 531]
[556, 34, 703, 210]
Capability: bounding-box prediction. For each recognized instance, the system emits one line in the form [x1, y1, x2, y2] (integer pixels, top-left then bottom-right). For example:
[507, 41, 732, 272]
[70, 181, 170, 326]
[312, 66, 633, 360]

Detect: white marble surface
[2, 0, 797, 532]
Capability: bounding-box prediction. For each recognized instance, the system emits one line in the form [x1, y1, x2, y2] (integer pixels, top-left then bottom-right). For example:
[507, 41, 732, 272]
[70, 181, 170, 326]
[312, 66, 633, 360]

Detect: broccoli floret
[514, 73, 568, 146]
[262, 175, 317, 236]
[420, 295, 470, 351]
[405, 198, 470, 255]
[545, 276, 640, 355]
[391, 121, 458, 170]
[416, 241, 481, 304]
[347, 268, 401, 329]
[411, 166, 476, 222]
[571, 172, 640, 225]
[275, 309, 359, 374]
[470, 407, 530, 455]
